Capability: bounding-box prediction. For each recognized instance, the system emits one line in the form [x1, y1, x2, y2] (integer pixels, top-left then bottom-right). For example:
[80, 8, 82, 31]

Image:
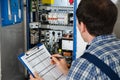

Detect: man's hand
[51, 54, 69, 75]
[30, 72, 44, 80]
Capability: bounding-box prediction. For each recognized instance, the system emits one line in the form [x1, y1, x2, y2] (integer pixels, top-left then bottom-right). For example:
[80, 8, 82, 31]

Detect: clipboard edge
[18, 53, 35, 77]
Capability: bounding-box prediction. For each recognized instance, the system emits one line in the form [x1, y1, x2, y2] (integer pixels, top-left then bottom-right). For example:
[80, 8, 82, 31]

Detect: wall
[114, 0, 120, 38]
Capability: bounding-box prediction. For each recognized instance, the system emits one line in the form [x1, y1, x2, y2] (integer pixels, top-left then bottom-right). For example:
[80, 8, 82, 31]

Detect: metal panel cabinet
[0, 0, 25, 80]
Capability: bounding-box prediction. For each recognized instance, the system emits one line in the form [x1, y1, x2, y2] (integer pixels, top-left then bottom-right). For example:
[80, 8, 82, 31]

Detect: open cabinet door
[75, 0, 87, 58]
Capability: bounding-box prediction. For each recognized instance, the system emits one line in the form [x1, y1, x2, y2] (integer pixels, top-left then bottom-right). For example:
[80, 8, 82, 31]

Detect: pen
[50, 56, 65, 60]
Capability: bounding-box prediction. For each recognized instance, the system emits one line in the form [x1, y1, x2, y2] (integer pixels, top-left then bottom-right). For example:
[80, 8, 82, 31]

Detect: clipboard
[18, 43, 66, 80]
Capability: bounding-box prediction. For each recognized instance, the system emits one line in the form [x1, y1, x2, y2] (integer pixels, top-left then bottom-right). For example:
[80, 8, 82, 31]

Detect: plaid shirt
[67, 34, 120, 80]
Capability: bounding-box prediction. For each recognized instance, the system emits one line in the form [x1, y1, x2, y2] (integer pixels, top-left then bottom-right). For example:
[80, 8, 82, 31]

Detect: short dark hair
[76, 0, 118, 36]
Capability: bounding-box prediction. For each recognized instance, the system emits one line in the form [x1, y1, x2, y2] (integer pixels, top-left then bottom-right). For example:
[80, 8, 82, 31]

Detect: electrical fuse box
[27, 0, 75, 70]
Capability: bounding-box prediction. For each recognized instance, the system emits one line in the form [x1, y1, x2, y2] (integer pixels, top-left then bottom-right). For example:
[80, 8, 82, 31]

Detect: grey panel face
[114, 1, 120, 38]
[1, 23, 25, 80]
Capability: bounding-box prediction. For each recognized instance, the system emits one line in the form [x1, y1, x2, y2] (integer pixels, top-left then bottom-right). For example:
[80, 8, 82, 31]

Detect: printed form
[19, 44, 67, 80]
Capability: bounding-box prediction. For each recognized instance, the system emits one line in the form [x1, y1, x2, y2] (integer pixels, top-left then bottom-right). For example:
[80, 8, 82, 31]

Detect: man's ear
[80, 22, 86, 33]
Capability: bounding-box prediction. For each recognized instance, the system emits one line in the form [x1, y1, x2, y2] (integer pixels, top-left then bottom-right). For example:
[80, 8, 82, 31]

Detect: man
[30, 0, 120, 80]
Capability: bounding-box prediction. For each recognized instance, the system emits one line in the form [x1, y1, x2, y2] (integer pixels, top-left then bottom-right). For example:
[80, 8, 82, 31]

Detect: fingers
[52, 56, 60, 64]
[52, 54, 62, 57]
[34, 72, 40, 78]
[51, 59, 56, 65]
[30, 72, 44, 80]
[51, 54, 62, 64]
[30, 74, 34, 79]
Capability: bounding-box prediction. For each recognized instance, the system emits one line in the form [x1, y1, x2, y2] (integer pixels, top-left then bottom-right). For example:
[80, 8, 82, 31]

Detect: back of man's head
[76, 0, 118, 36]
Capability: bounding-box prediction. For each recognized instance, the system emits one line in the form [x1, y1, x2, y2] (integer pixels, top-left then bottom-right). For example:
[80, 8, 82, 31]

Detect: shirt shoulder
[67, 57, 109, 80]
[67, 35, 120, 80]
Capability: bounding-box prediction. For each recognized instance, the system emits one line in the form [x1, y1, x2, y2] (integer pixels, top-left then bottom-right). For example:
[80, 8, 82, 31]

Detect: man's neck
[87, 35, 95, 44]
